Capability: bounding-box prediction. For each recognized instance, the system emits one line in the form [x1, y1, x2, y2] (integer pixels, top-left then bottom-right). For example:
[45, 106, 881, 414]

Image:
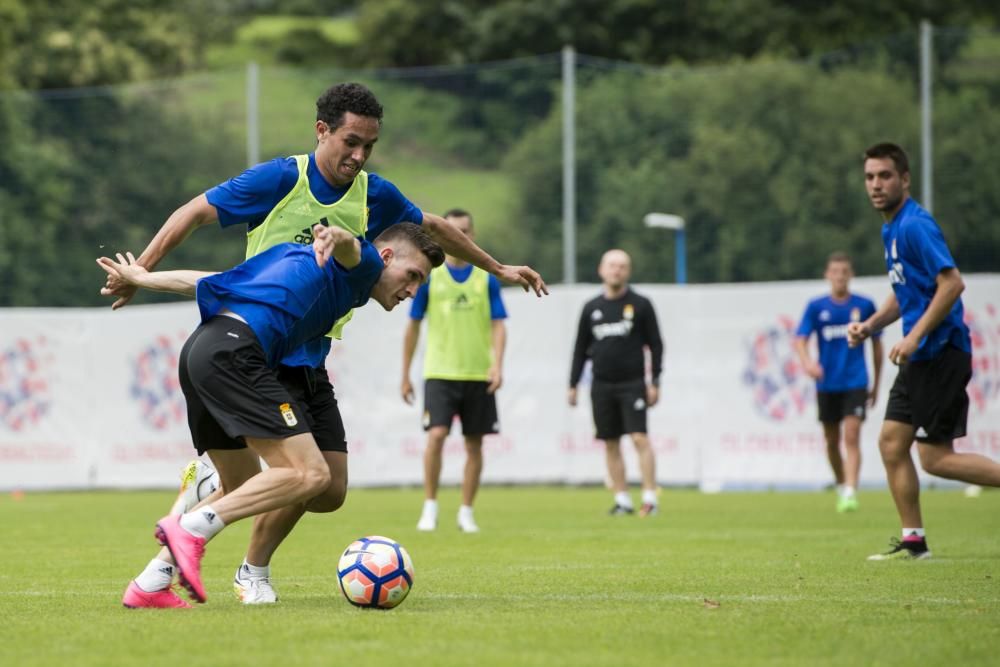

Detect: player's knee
[299, 465, 332, 498]
[307, 482, 346, 513]
[916, 446, 946, 476]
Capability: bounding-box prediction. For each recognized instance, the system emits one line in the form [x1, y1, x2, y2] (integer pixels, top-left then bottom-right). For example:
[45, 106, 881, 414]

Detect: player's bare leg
[631, 432, 658, 516]
[917, 442, 1000, 485]
[836, 416, 861, 512]
[868, 420, 930, 561]
[823, 421, 845, 485]
[158, 433, 330, 602]
[236, 451, 348, 604]
[417, 426, 448, 531]
[605, 438, 633, 514]
[457, 435, 483, 532]
[124, 450, 259, 608]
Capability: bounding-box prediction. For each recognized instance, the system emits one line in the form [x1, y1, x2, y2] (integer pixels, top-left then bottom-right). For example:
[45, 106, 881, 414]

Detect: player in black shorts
[795, 252, 883, 512]
[569, 249, 664, 517]
[402, 210, 508, 533]
[849, 143, 1000, 560]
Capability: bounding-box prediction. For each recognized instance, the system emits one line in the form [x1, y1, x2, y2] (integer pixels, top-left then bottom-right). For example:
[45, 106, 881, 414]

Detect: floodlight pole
[643, 213, 687, 285]
[246, 61, 260, 168]
[562, 45, 577, 284]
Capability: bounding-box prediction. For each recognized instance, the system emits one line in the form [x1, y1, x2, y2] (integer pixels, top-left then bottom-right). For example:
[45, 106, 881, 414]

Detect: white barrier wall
[1, 276, 998, 491]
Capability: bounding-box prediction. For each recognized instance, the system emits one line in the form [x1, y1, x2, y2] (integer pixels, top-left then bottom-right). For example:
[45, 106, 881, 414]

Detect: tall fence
[1, 27, 999, 308]
[1, 276, 999, 491]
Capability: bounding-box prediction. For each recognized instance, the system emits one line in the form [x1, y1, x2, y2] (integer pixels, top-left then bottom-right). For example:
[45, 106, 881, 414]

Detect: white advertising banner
[1, 276, 998, 491]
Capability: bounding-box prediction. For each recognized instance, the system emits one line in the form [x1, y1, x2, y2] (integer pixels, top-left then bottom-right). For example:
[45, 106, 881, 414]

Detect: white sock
[134, 558, 175, 592]
[842, 486, 856, 499]
[641, 489, 658, 505]
[422, 499, 438, 516]
[458, 504, 474, 518]
[902, 527, 925, 540]
[179, 505, 225, 540]
[614, 492, 633, 508]
[241, 559, 270, 580]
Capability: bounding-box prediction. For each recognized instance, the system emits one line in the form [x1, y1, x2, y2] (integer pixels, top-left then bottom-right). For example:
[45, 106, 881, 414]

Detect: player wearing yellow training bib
[401, 210, 508, 533]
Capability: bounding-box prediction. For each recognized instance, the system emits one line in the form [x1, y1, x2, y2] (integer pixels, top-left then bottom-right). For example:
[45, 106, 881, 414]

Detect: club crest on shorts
[279, 402, 298, 427]
[633, 397, 646, 410]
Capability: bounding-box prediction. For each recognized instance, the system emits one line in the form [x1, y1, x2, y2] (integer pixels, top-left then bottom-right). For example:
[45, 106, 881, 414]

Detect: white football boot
[233, 563, 278, 605]
[169, 460, 219, 515]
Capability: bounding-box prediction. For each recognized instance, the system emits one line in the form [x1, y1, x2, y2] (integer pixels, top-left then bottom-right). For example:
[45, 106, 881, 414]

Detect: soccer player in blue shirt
[401, 209, 508, 533]
[847, 142, 1000, 561]
[101, 83, 546, 605]
[102, 222, 444, 605]
[795, 252, 883, 513]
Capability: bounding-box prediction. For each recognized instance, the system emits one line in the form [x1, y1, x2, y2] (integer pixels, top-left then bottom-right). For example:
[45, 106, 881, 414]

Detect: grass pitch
[1, 486, 997, 666]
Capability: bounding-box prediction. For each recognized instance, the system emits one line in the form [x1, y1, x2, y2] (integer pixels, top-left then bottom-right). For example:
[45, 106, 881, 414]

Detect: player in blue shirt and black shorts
[101, 83, 545, 606]
[796, 252, 883, 513]
[102, 222, 444, 606]
[848, 143, 1000, 561]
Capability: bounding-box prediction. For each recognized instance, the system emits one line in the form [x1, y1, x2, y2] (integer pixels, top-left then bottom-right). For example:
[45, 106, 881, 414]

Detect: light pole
[643, 213, 686, 284]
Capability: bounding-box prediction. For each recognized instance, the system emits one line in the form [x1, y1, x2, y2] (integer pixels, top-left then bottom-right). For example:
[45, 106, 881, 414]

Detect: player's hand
[846, 322, 870, 347]
[646, 384, 659, 407]
[496, 264, 548, 297]
[803, 359, 824, 381]
[313, 223, 335, 266]
[567, 387, 577, 407]
[401, 377, 415, 405]
[98, 253, 148, 298]
[867, 386, 879, 408]
[102, 264, 141, 310]
[888, 336, 919, 366]
[487, 366, 503, 394]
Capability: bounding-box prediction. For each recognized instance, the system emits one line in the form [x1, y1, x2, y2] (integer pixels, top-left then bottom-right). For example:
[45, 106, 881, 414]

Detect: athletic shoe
[416, 512, 437, 532]
[233, 565, 278, 604]
[122, 580, 192, 609]
[457, 511, 480, 533]
[638, 503, 659, 517]
[169, 460, 219, 516]
[608, 504, 635, 516]
[836, 496, 859, 513]
[867, 537, 931, 561]
[155, 514, 207, 603]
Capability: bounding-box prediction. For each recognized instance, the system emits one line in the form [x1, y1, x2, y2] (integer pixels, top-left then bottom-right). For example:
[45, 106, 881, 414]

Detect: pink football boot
[122, 580, 192, 609]
[154, 514, 207, 603]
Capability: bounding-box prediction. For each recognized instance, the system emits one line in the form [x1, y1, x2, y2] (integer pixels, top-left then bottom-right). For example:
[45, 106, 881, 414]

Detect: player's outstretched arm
[97, 252, 216, 297]
[421, 212, 548, 296]
[102, 194, 219, 309]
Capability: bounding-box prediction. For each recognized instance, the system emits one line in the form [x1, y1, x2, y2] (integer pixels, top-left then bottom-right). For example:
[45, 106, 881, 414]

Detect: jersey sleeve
[487, 274, 508, 320]
[365, 174, 425, 240]
[205, 157, 299, 229]
[795, 300, 816, 338]
[639, 297, 664, 384]
[905, 217, 957, 277]
[569, 302, 593, 387]
[409, 279, 430, 320]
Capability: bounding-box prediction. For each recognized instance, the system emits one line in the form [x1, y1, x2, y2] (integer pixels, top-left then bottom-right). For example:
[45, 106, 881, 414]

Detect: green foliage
[1, 487, 999, 666]
[501, 61, 928, 283]
[354, 0, 998, 67]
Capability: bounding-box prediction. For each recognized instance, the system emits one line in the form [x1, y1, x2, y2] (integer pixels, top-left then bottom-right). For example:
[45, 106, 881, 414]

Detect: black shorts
[885, 344, 971, 443]
[179, 317, 347, 454]
[817, 388, 868, 423]
[590, 379, 648, 440]
[423, 379, 499, 435]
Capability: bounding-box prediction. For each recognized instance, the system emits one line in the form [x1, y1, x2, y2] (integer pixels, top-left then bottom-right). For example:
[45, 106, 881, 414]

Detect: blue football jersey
[796, 294, 878, 392]
[195, 241, 383, 368]
[882, 198, 970, 361]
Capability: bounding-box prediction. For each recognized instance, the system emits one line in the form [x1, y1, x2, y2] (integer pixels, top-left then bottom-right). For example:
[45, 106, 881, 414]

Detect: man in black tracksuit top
[568, 249, 664, 517]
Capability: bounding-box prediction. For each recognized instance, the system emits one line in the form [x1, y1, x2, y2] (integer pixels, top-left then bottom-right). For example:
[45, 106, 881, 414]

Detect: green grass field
[1, 487, 997, 666]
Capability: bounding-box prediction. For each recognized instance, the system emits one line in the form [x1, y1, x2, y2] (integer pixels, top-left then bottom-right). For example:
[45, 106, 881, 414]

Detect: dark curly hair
[316, 83, 384, 130]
